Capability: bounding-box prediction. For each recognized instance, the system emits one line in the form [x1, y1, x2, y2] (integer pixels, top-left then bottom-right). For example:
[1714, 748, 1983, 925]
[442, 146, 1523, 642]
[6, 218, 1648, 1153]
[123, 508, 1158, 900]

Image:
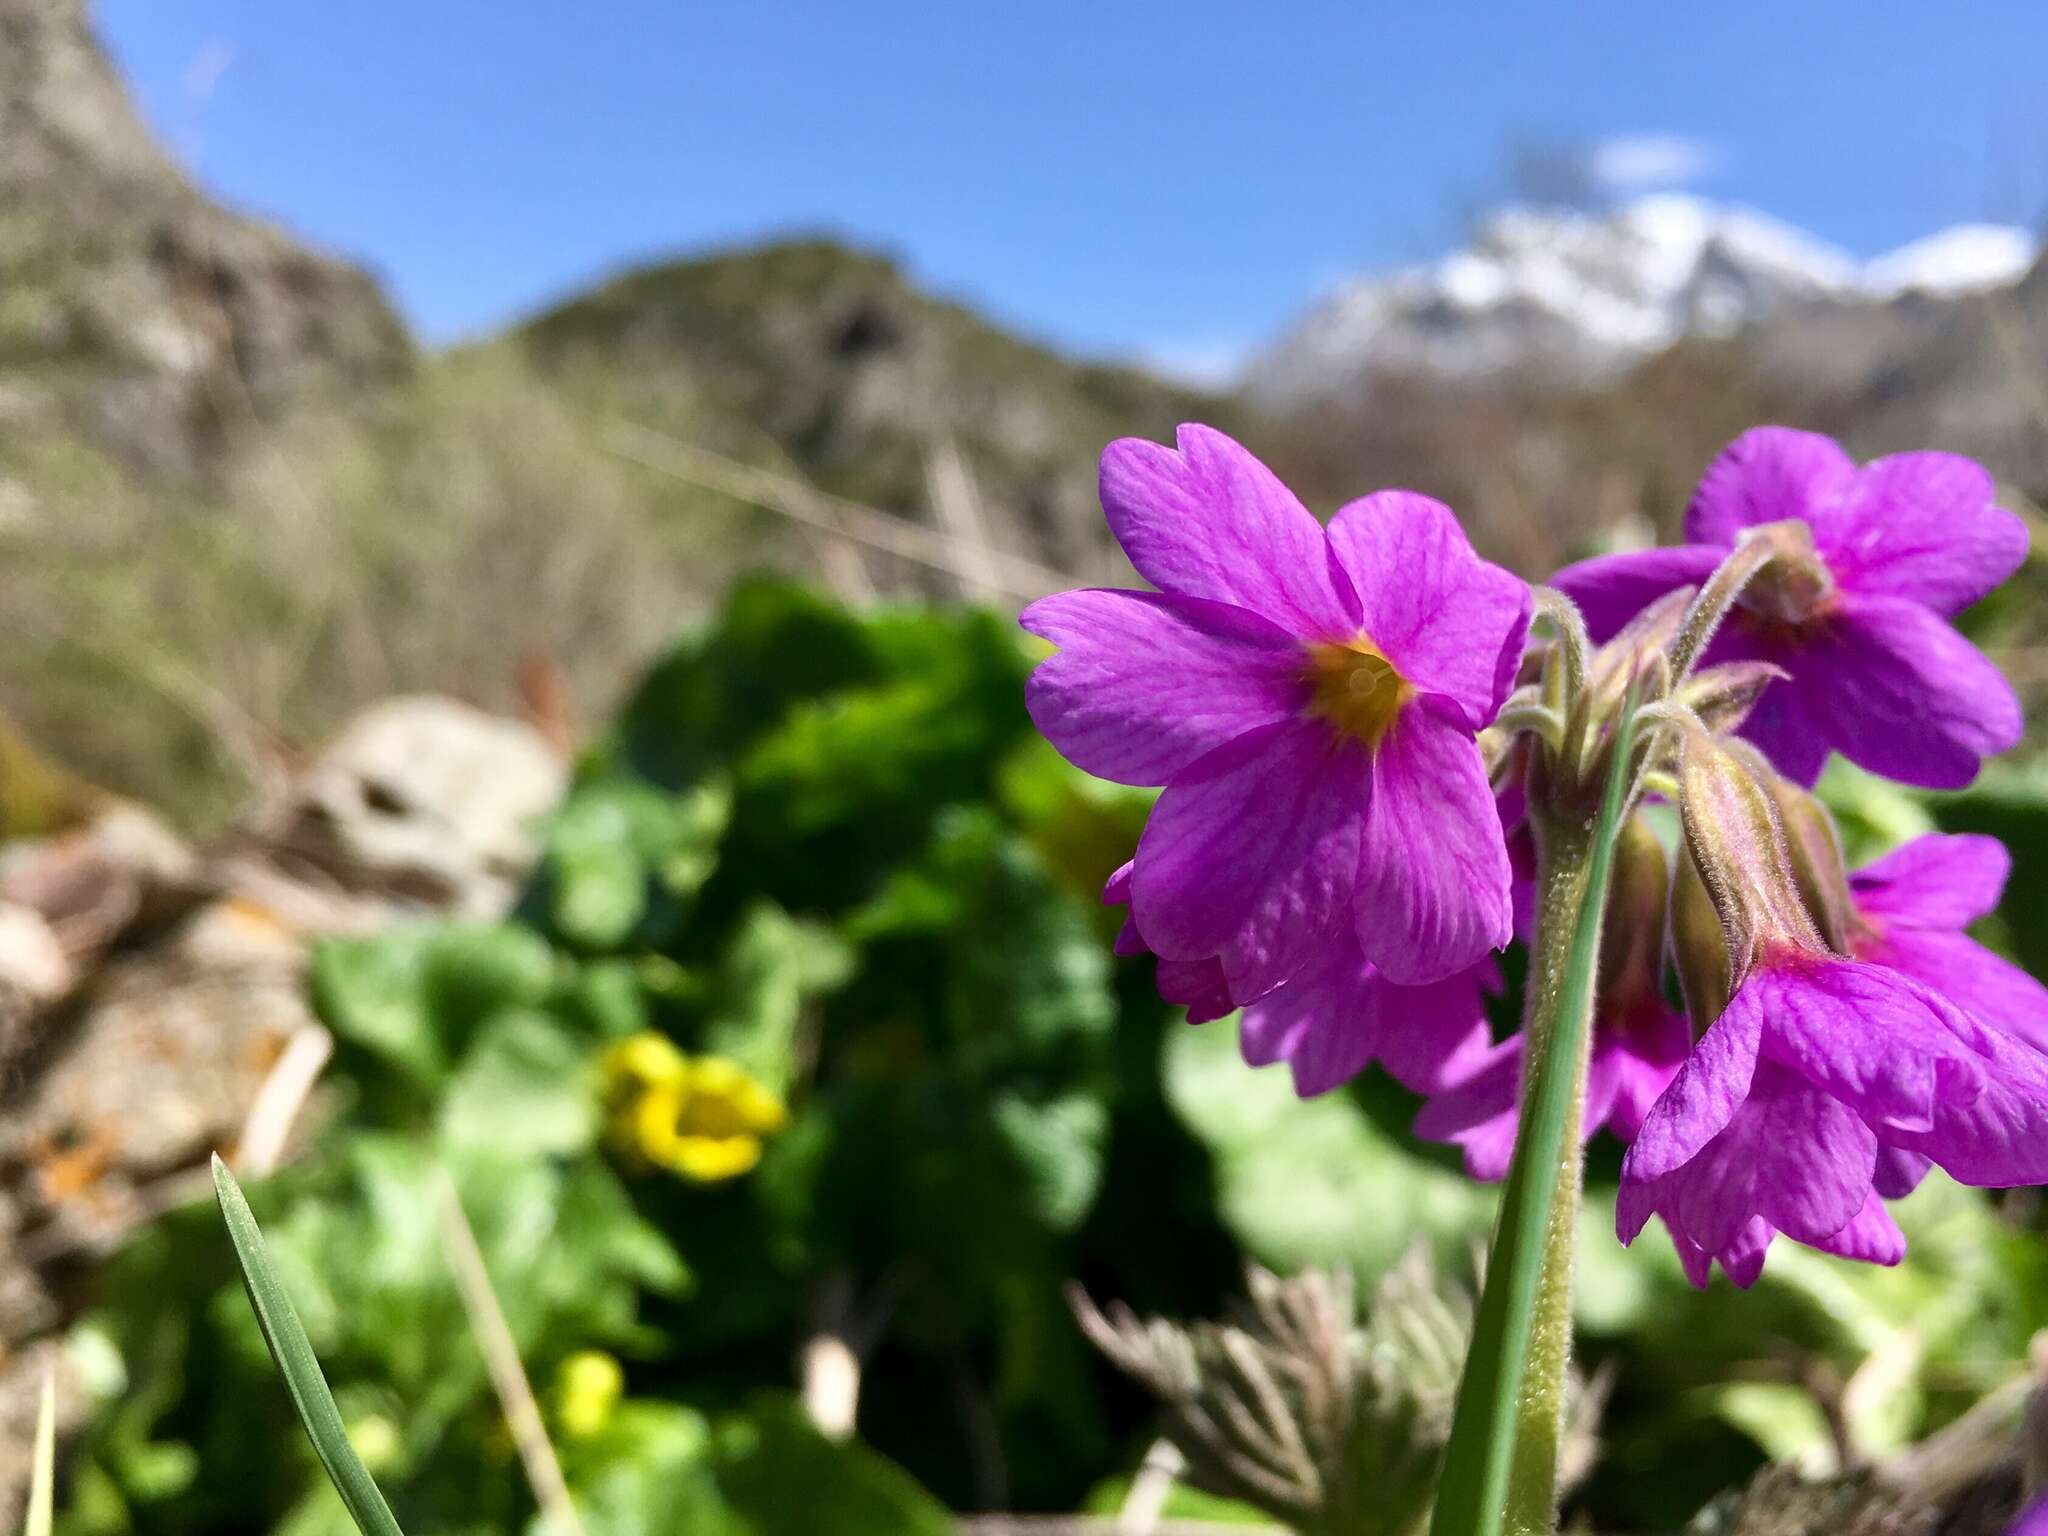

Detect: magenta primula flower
[1102, 860, 1495, 1097]
[1417, 984, 1689, 1182]
[1619, 737, 2048, 1288]
[1553, 427, 2026, 789]
[1024, 425, 1530, 993]
[1847, 833, 2048, 1054]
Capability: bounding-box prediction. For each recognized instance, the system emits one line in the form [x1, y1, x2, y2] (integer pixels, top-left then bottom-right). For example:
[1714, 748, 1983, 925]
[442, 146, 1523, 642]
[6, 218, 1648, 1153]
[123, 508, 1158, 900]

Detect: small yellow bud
[553, 1350, 625, 1441]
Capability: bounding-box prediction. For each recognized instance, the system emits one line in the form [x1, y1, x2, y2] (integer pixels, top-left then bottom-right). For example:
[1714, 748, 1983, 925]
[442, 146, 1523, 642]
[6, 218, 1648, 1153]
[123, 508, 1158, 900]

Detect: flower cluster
[1024, 422, 2046, 1287]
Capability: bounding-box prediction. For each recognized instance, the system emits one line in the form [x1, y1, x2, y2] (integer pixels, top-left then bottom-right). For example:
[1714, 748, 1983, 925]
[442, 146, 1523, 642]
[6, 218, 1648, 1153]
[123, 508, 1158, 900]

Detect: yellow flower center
[1303, 637, 1412, 748]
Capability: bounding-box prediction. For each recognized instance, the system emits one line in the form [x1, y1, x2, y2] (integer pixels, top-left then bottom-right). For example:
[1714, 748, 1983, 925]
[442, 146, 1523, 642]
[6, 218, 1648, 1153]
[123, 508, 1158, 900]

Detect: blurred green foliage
[51, 580, 2048, 1535]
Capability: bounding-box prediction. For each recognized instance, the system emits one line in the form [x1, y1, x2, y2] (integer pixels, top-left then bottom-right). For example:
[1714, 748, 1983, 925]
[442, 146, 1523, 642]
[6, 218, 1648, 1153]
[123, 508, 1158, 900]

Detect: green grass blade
[1429, 686, 1641, 1536]
[24, 1361, 56, 1536]
[211, 1155, 408, 1536]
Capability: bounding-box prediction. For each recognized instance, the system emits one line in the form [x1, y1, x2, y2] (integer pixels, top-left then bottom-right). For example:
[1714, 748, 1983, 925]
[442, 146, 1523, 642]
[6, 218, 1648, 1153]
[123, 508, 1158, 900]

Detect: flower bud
[1676, 728, 1821, 985]
[1669, 844, 1731, 1028]
[1600, 812, 1670, 1006]
[1744, 749, 1856, 954]
[1672, 660, 1788, 738]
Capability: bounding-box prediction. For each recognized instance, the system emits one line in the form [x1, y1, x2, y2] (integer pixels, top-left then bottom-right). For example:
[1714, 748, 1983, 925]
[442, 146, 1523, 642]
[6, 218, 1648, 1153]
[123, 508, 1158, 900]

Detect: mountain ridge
[1246, 194, 2042, 405]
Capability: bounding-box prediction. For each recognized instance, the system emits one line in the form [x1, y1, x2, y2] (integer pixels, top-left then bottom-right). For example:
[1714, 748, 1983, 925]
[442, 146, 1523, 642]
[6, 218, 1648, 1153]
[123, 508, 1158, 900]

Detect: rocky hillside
[0, 0, 411, 476]
[512, 239, 1233, 589]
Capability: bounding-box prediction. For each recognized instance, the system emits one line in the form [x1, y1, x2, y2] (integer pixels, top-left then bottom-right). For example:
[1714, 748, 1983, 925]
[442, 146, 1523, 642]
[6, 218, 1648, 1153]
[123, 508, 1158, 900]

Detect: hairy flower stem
[1430, 686, 1637, 1536]
[1501, 810, 1599, 1535]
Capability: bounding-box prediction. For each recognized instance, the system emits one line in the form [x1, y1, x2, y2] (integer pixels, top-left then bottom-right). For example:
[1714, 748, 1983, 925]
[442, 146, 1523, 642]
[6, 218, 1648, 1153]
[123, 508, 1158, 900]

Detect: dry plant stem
[1501, 811, 1600, 1535]
[432, 1171, 587, 1536]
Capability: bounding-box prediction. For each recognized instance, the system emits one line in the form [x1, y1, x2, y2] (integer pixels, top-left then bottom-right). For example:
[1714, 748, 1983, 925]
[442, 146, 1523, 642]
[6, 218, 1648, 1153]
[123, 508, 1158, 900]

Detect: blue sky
[97, 2, 2048, 375]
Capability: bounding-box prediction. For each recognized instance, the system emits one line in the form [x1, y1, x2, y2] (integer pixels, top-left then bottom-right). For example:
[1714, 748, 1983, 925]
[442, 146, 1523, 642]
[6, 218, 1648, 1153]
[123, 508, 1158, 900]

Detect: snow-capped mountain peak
[1245, 196, 2038, 404]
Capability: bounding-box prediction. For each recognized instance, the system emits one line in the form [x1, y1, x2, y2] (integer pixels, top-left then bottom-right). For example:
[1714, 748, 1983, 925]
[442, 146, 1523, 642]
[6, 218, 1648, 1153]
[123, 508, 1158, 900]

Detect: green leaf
[1430, 686, 1641, 1536]
[312, 923, 556, 1087]
[701, 901, 854, 1094]
[436, 1011, 599, 1158]
[1165, 1015, 1492, 1274]
[713, 1397, 953, 1536]
[211, 1157, 408, 1536]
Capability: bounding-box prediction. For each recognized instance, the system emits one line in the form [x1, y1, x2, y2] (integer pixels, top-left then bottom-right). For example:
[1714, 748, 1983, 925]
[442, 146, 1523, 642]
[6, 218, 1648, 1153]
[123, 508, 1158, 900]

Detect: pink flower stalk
[1025, 426, 1530, 997]
[1553, 427, 2025, 789]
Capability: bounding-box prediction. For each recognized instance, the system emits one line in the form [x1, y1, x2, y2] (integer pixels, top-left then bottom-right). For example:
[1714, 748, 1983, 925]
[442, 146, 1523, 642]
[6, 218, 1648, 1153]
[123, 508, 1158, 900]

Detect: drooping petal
[1812, 452, 2027, 616]
[1884, 1021, 2048, 1186]
[1873, 1146, 1932, 1199]
[1413, 1040, 1522, 1182]
[1156, 956, 1236, 1024]
[1099, 425, 1357, 639]
[1808, 1192, 1906, 1268]
[1353, 707, 1513, 984]
[1717, 1218, 1776, 1289]
[1849, 833, 2009, 929]
[1239, 934, 1492, 1098]
[1751, 956, 1949, 1132]
[1103, 861, 1134, 905]
[1021, 589, 1308, 785]
[1805, 595, 2021, 790]
[1324, 491, 1533, 726]
[1859, 927, 2048, 1054]
[1684, 427, 1857, 546]
[1664, 1064, 1875, 1255]
[1624, 987, 1763, 1183]
[1132, 718, 1367, 999]
[1548, 544, 1725, 644]
[1601, 1003, 1693, 1143]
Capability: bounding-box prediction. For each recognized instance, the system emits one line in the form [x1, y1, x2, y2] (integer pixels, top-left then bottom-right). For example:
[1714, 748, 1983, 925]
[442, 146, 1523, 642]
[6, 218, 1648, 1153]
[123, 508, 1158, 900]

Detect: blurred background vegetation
[5, 1, 2048, 1532]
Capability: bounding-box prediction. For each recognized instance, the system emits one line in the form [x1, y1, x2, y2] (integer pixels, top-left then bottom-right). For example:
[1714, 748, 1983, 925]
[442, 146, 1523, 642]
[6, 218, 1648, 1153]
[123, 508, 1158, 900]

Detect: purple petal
[1549, 544, 1725, 644]
[1884, 1019, 2048, 1186]
[1132, 719, 1366, 999]
[1414, 1041, 1522, 1182]
[1157, 956, 1235, 1024]
[1806, 595, 2021, 790]
[1752, 956, 1950, 1132]
[1625, 989, 1763, 1183]
[1353, 709, 1513, 984]
[1600, 1002, 1693, 1143]
[1684, 427, 1857, 546]
[1850, 833, 2009, 929]
[1860, 927, 2048, 1054]
[2008, 1494, 2048, 1536]
[1021, 589, 1308, 785]
[1718, 1218, 1776, 1290]
[1240, 934, 1492, 1098]
[1103, 861, 1134, 905]
[1665, 1064, 1875, 1253]
[1873, 1146, 1932, 1199]
[1808, 1192, 1906, 1268]
[1113, 914, 1145, 957]
[1324, 491, 1533, 726]
[1726, 646, 1834, 786]
[1099, 426, 1357, 640]
[1812, 452, 2027, 616]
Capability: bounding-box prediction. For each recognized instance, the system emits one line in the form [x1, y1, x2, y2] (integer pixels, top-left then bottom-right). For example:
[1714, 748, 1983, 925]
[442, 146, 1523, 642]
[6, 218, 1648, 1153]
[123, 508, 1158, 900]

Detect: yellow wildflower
[552, 1349, 624, 1441]
[602, 1033, 787, 1183]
